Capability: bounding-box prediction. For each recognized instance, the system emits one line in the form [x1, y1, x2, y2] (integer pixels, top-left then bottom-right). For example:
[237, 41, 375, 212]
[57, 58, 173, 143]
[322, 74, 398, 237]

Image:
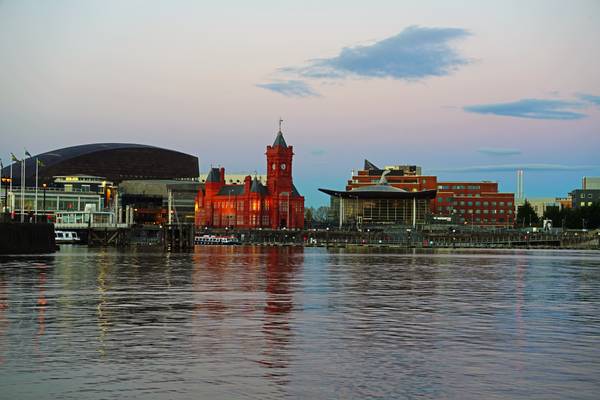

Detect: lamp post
[42, 183, 47, 222]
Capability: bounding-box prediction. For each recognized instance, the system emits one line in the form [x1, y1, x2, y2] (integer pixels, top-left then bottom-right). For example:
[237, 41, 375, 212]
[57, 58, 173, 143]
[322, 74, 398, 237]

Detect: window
[507, 202, 513, 206]
[475, 201, 481, 206]
[467, 201, 473, 206]
[500, 210, 505, 214]
[499, 202, 505, 206]
[483, 201, 489, 206]
[491, 202, 497, 206]
[588, 202, 593, 206]
[483, 210, 489, 214]
[460, 201, 465, 206]
[475, 209, 481, 214]
[588, 194, 593, 198]
[438, 197, 443, 202]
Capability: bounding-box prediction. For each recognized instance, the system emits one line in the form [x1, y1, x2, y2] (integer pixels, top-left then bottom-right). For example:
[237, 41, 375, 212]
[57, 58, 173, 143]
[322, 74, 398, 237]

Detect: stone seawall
[0, 223, 56, 254]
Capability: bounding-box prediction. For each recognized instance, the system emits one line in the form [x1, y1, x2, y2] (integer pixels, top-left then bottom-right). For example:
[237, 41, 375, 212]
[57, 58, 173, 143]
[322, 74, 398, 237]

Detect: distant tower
[516, 169, 524, 200]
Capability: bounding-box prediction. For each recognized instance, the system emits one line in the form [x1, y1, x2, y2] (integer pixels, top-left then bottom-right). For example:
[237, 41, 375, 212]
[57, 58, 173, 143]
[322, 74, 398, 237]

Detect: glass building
[319, 179, 436, 229]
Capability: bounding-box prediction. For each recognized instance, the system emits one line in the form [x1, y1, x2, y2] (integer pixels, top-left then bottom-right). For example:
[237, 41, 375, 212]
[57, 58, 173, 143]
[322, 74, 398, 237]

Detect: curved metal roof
[1, 143, 197, 183]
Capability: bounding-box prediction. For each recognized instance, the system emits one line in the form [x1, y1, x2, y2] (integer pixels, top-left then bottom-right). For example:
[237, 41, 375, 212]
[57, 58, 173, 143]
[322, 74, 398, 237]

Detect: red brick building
[345, 160, 515, 227]
[194, 130, 304, 229]
[434, 182, 515, 227]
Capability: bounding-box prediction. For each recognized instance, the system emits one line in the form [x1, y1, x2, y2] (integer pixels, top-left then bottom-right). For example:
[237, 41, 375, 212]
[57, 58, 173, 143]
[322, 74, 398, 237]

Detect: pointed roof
[364, 159, 380, 171]
[250, 178, 268, 195]
[273, 130, 288, 148]
[206, 167, 221, 183]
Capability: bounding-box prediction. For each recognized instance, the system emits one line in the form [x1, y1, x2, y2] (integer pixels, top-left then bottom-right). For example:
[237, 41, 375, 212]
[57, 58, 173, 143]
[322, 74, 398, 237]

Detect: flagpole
[21, 153, 25, 222]
[35, 157, 39, 222]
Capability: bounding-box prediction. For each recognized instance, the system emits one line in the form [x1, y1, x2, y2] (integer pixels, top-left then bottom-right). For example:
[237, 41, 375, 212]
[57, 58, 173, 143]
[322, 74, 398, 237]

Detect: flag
[11, 153, 19, 162]
[37, 159, 45, 167]
[25, 149, 32, 158]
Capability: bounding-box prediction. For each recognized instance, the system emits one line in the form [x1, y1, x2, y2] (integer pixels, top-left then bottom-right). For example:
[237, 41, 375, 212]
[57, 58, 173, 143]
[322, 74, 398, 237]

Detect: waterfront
[1, 247, 599, 399]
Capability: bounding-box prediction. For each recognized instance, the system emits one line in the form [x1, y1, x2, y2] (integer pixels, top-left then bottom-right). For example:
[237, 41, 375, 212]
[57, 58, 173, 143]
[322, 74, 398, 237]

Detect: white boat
[194, 234, 240, 245]
[55, 231, 81, 244]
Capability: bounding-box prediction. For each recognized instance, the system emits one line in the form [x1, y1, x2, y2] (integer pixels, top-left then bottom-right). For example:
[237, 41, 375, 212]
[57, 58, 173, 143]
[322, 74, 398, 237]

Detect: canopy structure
[319, 180, 437, 228]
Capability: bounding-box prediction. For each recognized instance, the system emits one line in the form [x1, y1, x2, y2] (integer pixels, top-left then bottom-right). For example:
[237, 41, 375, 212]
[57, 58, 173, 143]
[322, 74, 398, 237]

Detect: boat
[194, 234, 240, 245]
[55, 231, 81, 244]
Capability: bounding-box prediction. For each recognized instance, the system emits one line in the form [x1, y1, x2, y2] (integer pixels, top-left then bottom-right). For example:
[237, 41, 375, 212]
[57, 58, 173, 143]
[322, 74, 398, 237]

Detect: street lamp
[42, 183, 47, 222]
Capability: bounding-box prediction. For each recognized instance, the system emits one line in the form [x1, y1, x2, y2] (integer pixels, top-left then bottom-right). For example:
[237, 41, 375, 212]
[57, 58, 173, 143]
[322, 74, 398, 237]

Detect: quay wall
[0, 222, 56, 254]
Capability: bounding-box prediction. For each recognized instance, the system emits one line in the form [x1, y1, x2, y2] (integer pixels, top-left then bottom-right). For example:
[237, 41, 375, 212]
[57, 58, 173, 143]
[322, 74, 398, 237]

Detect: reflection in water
[0, 274, 7, 365]
[0, 247, 599, 399]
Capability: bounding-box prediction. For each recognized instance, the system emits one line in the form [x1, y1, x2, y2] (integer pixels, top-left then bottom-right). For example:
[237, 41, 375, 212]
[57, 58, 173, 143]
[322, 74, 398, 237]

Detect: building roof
[250, 178, 269, 195]
[2, 143, 199, 184]
[319, 187, 436, 200]
[364, 159, 380, 171]
[351, 184, 406, 193]
[273, 131, 288, 148]
[217, 185, 245, 196]
[292, 184, 301, 197]
[206, 168, 221, 183]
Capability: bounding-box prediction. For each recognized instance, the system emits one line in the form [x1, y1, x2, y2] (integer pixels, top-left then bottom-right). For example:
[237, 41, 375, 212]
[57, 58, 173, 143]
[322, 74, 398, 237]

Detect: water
[0, 246, 599, 399]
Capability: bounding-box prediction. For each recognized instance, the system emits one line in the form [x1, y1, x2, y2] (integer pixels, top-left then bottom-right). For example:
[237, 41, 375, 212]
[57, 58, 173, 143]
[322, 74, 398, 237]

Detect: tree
[304, 207, 314, 228]
[516, 199, 540, 227]
[313, 206, 331, 223]
[543, 202, 600, 229]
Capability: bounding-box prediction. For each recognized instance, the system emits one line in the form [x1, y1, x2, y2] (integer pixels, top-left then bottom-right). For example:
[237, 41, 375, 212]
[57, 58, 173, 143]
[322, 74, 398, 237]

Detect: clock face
[272, 163, 276, 170]
[280, 163, 286, 170]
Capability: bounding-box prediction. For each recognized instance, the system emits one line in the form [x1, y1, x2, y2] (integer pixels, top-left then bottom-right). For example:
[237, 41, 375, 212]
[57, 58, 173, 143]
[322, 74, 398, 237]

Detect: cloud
[464, 98, 587, 120]
[577, 93, 600, 106]
[255, 80, 319, 97]
[258, 26, 472, 96]
[310, 148, 326, 156]
[478, 147, 521, 156]
[285, 26, 471, 80]
[430, 164, 600, 173]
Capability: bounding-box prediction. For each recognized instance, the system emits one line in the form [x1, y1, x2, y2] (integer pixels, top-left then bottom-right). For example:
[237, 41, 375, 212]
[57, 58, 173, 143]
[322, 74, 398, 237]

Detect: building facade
[571, 189, 600, 208]
[344, 160, 515, 227]
[194, 131, 304, 229]
[320, 171, 436, 229]
[582, 176, 600, 190]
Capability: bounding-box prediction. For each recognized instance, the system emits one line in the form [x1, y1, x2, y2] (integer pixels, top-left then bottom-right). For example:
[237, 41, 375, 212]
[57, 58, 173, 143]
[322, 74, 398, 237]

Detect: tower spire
[279, 117, 283, 133]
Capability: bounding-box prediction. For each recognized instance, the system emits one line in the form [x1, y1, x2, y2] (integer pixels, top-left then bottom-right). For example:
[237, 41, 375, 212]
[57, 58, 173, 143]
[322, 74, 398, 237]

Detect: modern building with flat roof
[582, 176, 600, 190]
[571, 189, 600, 208]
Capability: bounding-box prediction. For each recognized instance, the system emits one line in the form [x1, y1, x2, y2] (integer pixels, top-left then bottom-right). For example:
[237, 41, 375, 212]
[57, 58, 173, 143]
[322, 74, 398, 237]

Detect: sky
[1, 0, 599, 206]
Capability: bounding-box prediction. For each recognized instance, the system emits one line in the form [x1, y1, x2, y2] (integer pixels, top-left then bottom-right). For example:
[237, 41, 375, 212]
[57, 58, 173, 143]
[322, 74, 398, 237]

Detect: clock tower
[266, 121, 295, 228]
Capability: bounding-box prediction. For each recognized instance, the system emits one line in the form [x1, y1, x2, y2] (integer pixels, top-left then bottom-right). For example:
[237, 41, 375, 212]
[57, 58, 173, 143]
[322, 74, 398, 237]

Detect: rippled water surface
[1, 246, 599, 399]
